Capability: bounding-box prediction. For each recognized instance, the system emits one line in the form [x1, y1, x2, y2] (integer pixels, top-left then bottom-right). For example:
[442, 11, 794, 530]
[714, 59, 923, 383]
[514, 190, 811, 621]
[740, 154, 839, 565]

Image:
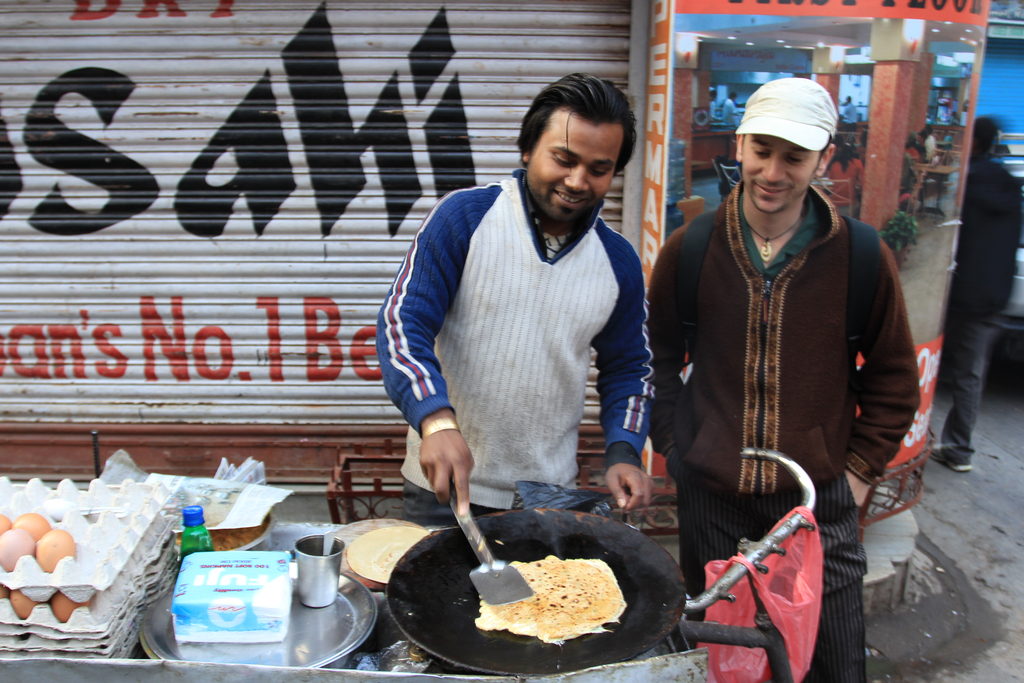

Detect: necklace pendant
[760, 241, 773, 262]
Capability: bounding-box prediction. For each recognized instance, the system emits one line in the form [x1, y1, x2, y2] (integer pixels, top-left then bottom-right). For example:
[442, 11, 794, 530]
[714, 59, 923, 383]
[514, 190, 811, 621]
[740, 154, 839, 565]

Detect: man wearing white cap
[647, 78, 919, 681]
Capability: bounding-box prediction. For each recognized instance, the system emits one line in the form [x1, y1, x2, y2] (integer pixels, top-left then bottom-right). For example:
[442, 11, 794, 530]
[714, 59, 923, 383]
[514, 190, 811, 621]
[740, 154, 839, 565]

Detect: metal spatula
[449, 490, 534, 605]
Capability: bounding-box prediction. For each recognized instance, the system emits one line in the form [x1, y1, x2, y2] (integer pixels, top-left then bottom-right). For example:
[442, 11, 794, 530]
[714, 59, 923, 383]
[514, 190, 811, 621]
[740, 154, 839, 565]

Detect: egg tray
[0, 633, 139, 659]
[0, 602, 142, 659]
[0, 477, 172, 603]
[0, 559, 175, 657]
[0, 537, 176, 657]
[0, 530, 177, 639]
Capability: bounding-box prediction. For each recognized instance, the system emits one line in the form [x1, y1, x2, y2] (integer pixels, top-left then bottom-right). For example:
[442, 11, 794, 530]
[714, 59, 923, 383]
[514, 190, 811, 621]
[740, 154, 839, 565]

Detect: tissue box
[171, 551, 291, 643]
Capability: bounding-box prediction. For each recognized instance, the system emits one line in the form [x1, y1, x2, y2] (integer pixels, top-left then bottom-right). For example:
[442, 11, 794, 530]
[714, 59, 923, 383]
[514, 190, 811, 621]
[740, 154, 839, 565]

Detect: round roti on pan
[345, 525, 430, 584]
[476, 555, 626, 644]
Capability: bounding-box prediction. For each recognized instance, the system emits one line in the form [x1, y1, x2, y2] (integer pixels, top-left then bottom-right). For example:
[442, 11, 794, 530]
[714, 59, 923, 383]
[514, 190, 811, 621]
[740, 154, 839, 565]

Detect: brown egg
[35, 529, 76, 573]
[9, 589, 39, 620]
[0, 528, 37, 571]
[49, 592, 88, 623]
[0, 514, 11, 535]
[13, 513, 51, 542]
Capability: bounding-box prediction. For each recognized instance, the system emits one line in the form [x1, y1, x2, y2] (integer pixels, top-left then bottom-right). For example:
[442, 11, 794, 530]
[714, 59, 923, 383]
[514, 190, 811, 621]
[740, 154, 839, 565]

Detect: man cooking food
[377, 73, 653, 527]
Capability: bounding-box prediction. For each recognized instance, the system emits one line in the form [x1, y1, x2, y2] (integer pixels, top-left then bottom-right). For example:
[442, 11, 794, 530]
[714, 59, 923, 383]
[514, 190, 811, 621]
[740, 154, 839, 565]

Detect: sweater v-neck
[515, 170, 599, 263]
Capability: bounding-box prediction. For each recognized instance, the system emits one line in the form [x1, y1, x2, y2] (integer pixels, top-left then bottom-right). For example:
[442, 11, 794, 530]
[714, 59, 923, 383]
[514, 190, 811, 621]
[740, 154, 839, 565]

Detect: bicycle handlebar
[683, 448, 816, 614]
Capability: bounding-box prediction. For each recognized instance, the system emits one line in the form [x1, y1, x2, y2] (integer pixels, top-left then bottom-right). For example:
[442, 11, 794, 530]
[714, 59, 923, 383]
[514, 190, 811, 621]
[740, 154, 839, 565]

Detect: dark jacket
[647, 186, 920, 496]
[948, 156, 1022, 315]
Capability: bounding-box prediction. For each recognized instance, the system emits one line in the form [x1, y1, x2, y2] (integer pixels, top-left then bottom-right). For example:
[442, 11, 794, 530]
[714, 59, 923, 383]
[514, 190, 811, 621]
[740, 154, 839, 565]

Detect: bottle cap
[182, 505, 206, 527]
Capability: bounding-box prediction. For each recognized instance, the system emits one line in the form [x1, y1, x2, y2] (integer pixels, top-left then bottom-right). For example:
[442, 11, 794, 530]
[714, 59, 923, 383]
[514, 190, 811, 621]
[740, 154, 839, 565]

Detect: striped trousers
[676, 470, 867, 683]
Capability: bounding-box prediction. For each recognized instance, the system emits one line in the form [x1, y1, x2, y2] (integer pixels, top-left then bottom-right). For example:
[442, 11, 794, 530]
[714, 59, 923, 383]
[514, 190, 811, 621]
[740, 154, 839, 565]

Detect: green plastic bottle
[180, 505, 214, 560]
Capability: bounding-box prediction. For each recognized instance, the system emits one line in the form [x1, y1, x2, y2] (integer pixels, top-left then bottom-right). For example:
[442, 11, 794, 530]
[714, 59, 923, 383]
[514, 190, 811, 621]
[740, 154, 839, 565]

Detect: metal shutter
[0, 1, 631, 429]
[977, 37, 1024, 135]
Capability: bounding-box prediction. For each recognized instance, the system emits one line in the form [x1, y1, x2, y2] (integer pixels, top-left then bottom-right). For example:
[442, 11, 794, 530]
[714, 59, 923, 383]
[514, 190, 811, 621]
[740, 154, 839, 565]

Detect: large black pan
[386, 508, 686, 675]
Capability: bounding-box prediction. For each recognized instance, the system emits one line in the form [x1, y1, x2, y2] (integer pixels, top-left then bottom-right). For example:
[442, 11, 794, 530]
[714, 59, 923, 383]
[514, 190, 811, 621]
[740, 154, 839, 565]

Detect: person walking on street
[377, 73, 653, 527]
[933, 116, 1023, 473]
[647, 77, 920, 682]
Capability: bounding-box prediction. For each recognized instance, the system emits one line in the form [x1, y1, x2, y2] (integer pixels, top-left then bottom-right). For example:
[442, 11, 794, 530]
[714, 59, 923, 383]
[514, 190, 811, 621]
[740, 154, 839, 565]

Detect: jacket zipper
[754, 276, 774, 494]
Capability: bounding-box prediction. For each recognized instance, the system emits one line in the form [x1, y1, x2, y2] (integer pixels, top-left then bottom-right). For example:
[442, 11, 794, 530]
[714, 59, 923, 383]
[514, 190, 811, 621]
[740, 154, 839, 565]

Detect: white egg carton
[0, 532, 177, 658]
[0, 531, 177, 638]
[0, 613, 138, 657]
[0, 477, 172, 603]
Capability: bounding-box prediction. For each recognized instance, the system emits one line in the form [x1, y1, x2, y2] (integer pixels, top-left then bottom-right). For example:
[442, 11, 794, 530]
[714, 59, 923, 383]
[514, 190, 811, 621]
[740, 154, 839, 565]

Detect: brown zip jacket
[647, 186, 920, 495]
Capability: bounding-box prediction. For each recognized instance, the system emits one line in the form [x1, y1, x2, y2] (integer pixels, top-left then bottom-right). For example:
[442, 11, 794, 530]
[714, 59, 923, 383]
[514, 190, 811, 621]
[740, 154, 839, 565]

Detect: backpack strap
[845, 216, 881, 392]
[675, 211, 716, 366]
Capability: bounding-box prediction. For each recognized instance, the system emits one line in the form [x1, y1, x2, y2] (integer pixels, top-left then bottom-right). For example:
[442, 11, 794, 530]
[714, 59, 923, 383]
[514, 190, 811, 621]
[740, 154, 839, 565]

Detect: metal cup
[295, 534, 344, 608]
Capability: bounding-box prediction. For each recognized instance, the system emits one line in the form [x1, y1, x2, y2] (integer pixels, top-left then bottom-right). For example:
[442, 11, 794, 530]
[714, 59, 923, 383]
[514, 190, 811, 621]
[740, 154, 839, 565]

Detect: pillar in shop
[861, 61, 917, 229]
[673, 67, 694, 197]
[696, 70, 711, 110]
[673, 31, 700, 199]
[910, 56, 933, 137]
[812, 45, 843, 106]
[815, 73, 840, 104]
[861, 19, 924, 230]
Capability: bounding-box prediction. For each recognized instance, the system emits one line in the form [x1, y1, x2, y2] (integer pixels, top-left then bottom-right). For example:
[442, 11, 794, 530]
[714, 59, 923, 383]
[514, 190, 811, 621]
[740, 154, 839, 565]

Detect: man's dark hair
[517, 73, 636, 173]
[972, 116, 1000, 157]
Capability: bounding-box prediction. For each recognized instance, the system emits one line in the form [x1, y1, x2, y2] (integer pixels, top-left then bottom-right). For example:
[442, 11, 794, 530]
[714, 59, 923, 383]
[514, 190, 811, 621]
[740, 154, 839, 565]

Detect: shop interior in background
[666, 14, 983, 241]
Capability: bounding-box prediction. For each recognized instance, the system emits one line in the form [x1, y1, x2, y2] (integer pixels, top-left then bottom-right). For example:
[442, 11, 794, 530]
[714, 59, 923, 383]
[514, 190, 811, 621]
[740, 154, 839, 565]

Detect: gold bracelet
[422, 416, 459, 438]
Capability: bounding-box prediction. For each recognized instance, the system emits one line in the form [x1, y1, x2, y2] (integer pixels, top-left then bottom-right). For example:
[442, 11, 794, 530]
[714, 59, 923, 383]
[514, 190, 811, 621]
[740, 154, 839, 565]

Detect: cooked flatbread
[345, 525, 429, 584]
[475, 555, 626, 644]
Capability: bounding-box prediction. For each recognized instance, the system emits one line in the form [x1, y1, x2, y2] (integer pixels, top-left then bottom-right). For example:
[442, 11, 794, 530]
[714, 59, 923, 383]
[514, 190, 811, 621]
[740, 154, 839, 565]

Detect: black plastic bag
[513, 480, 613, 517]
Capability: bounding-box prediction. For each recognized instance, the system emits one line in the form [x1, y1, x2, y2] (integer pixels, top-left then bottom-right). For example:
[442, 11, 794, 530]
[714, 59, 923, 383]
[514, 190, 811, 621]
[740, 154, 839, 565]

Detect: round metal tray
[140, 572, 377, 668]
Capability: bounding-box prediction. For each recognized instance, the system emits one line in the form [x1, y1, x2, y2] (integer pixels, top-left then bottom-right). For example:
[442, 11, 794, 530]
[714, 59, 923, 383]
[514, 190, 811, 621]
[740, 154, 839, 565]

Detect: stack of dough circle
[344, 525, 429, 584]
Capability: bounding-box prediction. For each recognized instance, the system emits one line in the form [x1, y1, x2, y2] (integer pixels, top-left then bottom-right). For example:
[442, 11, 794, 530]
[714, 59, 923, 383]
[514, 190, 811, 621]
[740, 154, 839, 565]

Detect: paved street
[867, 354, 1024, 682]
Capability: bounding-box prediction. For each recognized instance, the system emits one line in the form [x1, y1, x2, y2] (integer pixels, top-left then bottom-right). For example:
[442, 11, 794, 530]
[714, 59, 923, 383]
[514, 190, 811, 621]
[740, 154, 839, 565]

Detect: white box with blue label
[171, 551, 292, 643]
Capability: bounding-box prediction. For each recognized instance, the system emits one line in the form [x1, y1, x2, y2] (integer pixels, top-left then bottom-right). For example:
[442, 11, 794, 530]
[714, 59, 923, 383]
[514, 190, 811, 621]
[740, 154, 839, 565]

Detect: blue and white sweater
[377, 170, 653, 509]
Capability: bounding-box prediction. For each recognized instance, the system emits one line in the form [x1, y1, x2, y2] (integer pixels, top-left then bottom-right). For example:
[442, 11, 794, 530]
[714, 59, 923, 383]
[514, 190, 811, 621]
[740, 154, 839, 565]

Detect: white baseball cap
[735, 78, 838, 151]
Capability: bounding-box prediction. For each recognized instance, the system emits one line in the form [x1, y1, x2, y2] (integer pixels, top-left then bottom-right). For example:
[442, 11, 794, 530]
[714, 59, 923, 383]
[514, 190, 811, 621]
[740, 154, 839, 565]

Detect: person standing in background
[933, 117, 1023, 473]
[841, 96, 858, 125]
[377, 73, 653, 526]
[921, 124, 938, 162]
[722, 92, 738, 127]
[826, 142, 864, 217]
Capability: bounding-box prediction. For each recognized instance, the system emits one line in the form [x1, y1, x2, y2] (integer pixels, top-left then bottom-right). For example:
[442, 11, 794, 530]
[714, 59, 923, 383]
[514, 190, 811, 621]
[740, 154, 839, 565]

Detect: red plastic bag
[700, 506, 823, 683]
